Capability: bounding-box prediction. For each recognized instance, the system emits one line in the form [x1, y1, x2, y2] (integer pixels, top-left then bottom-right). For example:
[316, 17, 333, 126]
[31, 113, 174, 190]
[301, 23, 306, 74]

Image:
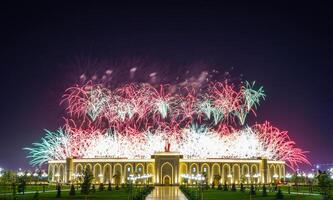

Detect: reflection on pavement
[146, 186, 187, 200]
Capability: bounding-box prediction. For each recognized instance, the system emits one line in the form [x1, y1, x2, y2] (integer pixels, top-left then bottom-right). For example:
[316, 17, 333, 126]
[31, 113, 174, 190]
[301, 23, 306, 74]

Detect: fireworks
[25, 77, 309, 170]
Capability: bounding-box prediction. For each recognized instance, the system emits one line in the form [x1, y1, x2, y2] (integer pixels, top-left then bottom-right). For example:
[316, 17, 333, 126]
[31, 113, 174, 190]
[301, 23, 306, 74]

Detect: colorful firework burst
[25, 76, 309, 170]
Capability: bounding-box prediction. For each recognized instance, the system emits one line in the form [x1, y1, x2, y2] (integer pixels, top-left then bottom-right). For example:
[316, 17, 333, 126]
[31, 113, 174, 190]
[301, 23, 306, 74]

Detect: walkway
[146, 186, 187, 200]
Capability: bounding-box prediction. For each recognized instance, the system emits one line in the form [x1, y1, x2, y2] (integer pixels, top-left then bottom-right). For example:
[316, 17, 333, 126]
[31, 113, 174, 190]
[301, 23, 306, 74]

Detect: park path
[146, 186, 187, 200]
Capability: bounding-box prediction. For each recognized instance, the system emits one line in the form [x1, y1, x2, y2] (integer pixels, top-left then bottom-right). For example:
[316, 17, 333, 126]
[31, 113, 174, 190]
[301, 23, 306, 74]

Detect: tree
[0, 170, 16, 184]
[231, 183, 236, 191]
[240, 183, 245, 192]
[213, 175, 221, 187]
[107, 182, 112, 191]
[92, 184, 96, 193]
[317, 170, 332, 200]
[56, 183, 61, 198]
[33, 191, 39, 200]
[223, 182, 228, 191]
[113, 173, 121, 187]
[98, 183, 104, 192]
[262, 184, 267, 197]
[69, 184, 76, 196]
[249, 184, 256, 195]
[276, 188, 284, 199]
[81, 169, 93, 195]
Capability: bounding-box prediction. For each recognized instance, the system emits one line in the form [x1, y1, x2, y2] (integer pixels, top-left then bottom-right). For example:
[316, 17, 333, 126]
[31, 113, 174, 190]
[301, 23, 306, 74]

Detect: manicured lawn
[202, 190, 321, 200]
[0, 186, 154, 200]
[182, 187, 323, 200]
[0, 188, 130, 200]
[0, 184, 71, 194]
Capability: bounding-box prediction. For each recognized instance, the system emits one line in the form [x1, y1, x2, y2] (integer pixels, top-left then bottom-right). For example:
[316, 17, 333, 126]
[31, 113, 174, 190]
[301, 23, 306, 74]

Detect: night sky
[0, 2, 332, 170]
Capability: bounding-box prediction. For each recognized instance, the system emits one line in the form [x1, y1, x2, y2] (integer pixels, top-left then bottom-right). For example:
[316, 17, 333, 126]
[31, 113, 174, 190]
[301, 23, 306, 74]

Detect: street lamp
[17, 170, 24, 177]
[41, 172, 48, 179]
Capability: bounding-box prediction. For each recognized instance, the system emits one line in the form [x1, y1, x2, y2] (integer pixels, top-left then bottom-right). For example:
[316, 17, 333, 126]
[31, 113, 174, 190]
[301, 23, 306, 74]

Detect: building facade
[48, 152, 285, 185]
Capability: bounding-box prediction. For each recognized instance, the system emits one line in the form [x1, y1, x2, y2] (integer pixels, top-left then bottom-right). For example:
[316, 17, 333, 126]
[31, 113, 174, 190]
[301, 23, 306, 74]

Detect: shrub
[262, 184, 267, 197]
[98, 183, 104, 192]
[107, 182, 112, 191]
[92, 184, 96, 193]
[115, 185, 119, 190]
[276, 188, 284, 199]
[249, 184, 256, 195]
[56, 184, 61, 198]
[218, 183, 222, 190]
[223, 182, 228, 191]
[240, 183, 245, 192]
[231, 183, 236, 191]
[69, 184, 76, 196]
[81, 169, 93, 195]
[33, 191, 39, 200]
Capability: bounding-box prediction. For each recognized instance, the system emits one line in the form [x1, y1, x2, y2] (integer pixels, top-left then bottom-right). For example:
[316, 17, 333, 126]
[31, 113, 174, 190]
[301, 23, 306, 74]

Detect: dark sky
[0, 2, 332, 170]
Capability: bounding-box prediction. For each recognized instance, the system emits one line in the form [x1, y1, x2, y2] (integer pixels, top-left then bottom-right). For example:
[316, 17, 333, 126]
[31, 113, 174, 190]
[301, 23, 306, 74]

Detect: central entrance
[163, 175, 171, 185]
[161, 162, 173, 184]
[152, 152, 182, 185]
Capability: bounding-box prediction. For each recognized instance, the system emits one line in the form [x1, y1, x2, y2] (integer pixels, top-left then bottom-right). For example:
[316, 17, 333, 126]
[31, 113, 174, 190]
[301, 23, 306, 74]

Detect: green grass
[202, 190, 321, 200]
[0, 188, 130, 200]
[183, 187, 323, 200]
[0, 184, 71, 194]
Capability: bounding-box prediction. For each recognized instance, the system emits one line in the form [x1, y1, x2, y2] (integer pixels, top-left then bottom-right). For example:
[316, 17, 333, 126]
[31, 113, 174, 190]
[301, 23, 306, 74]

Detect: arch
[163, 175, 171, 185]
[222, 164, 231, 184]
[180, 163, 187, 175]
[232, 164, 241, 184]
[93, 164, 102, 183]
[276, 165, 281, 179]
[161, 162, 173, 185]
[179, 163, 188, 184]
[124, 163, 133, 180]
[242, 164, 250, 183]
[189, 163, 199, 175]
[147, 163, 154, 183]
[59, 164, 65, 183]
[103, 164, 112, 183]
[53, 164, 58, 182]
[147, 163, 154, 174]
[269, 165, 276, 183]
[85, 163, 92, 172]
[76, 164, 83, 175]
[201, 163, 210, 184]
[281, 165, 285, 178]
[251, 164, 259, 184]
[136, 163, 144, 175]
[212, 163, 221, 185]
[113, 163, 122, 185]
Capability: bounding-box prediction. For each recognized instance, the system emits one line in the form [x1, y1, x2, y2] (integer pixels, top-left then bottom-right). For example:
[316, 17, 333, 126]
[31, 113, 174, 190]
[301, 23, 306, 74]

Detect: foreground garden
[180, 184, 324, 200]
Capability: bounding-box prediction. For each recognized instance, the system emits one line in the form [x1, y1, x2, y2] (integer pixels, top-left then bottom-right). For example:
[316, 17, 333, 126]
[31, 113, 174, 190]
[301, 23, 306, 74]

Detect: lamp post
[181, 174, 205, 200]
